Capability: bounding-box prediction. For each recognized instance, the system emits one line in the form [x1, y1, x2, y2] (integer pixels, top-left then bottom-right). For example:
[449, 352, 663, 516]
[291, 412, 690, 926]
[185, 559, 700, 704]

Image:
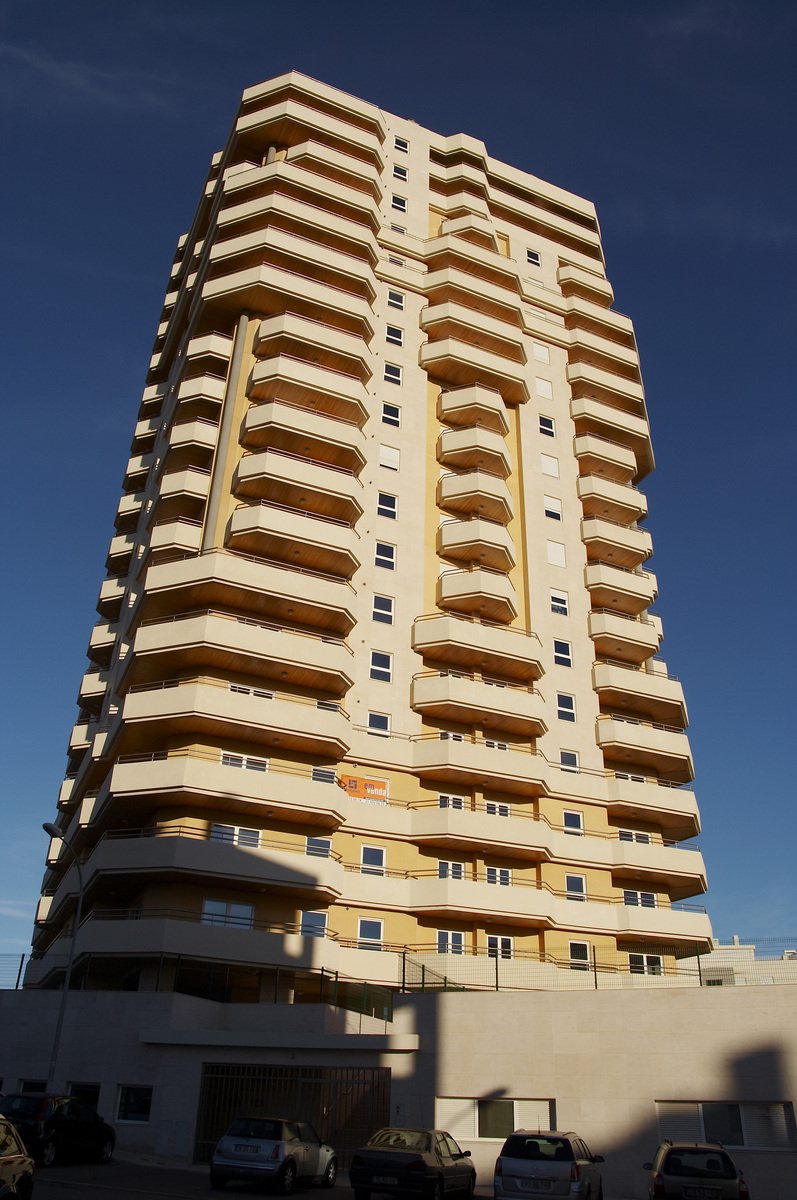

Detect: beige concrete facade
[33, 71, 711, 1001]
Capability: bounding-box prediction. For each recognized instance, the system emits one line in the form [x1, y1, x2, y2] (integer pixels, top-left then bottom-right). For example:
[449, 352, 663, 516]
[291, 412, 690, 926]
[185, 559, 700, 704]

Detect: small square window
[554, 639, 572, 667]
[536, 377, 553, 400]
[370, 650, 392, 682]
[300, 911, 327, 938]
[486, 866, 512, 886]
[379, 444, 400, 470]
[563, 810, 583, 835]
[547, 540, 566, 567]
[377, 491, 397, 519]
[387, 288, 405, 310]
[487, 935, 513, 960]
[557, 693, 576, 722]
[393, 164, 408, 182]
[539, 415, 555, 437]
[527, 248, 542, 267]
[394, 136, 409, 153]
[544, 495, 562, 521]
[362, 845, 385, 875]
[386, 324, 404, 346]
[372, 594, 394, 624]
[437, 930, 464, 955]
[117, 1086, 153, 1124]
[533, 342, 551, 363]
[560, 750, 580, 773]
[438, 860, 465, 880]
[367, 711, 390, 736]
[382, 401, 401, 427]
[630, 952, 662, 975]
[438, 794, 465, 810]
[358, 917, 383, 948]
[541, 453, 559, 478]
[391, 194, 407, 213]
[384, 362, 403, 385]
[569, 940, 590, 971]
[550, 590, 569, 617]
[375, 541, 396, 569]
[486, 801, 510, 817]
[566, 873, 586, 900]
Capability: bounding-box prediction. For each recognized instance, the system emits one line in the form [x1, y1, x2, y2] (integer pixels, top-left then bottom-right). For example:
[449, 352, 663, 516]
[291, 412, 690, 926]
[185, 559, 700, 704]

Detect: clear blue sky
[1, 0, 795, 958]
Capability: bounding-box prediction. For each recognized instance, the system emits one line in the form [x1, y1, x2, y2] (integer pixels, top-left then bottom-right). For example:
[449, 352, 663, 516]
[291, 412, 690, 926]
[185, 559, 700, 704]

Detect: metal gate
[193, 1063, 391, 1165]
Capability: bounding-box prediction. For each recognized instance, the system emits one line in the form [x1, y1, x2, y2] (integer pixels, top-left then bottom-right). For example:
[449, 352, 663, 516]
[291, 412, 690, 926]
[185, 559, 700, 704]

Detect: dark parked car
[493, 1131, 604, 1199]
[643, 1141, 750, 1198]
[0, 1094, 114, 1168]
[350, 1127, 476, 1200]
[0, 1118, 34, 1198]
[210, 1116, 337, 1191]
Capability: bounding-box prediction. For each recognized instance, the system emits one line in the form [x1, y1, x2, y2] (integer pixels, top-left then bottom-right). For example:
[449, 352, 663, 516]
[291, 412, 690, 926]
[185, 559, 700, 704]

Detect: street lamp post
[42, 822, 85, 1090]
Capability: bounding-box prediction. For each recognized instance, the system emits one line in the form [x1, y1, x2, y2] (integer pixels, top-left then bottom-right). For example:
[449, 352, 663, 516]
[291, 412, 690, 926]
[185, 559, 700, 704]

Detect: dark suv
[643, 1141, 750, 1199]
[0, 1094, 115, 1168]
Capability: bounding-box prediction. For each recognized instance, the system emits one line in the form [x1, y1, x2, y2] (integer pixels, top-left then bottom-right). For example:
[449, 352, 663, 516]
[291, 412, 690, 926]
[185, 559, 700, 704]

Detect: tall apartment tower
[31, 72, 711, 1002]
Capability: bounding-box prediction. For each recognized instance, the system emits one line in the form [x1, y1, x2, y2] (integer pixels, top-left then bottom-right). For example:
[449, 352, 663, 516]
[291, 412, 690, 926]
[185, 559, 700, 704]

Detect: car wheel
[40, 1139, 57, 1168]
[321, 1157, 338, 1188]
[209, 1168, 228, 1189]
[281, 1161, 297, 1194]
[98, 1136, 115, 1164]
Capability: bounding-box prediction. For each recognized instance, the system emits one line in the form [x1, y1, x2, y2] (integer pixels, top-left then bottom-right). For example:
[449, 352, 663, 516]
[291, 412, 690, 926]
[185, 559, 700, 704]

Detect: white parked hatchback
[494, 1130, 605, 1199]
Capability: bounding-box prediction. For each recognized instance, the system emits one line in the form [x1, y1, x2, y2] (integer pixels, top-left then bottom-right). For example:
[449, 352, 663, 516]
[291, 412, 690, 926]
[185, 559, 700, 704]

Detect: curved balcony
[574, 434, 637, 484]
[437, 470, 513, 524]
[235, 448, 363, 524]
[122, 678, 350, 758]
[158, 467, 211, 506]
[584, 562, 657, 615]
[587, 609, 662, 665]
[106, 532, 135, 573]
[115, 492, 143, 532]
[437, 426, 511, 477]
[412, 613, 543, 681]
[97, 577, 125, 620]
[175, 372, 227, 417]
[425, 234, 519, 291]
[424, 267, 523, 325]
[567, 362, 644, 412]
[605, 775, 700, 840]
[78, 668, 109, 715]
[87, 621, 117, 667]
[420, 338, 529, 404]
[209, 227, 376, 302]
[243, 400, 367, 473]
[249, 354, 369, 426]
[437, 517, 515, 572]
[411, 672, 546, 737]
[228, 501, 359, 579]
[130, 610, 353, 695]
[437, 385, 509, 435]
[166, 417, 219, 461]
[570, 397, 653, 479]
[592, 661, 687, 726]
[596, 715, 694, 783]
[142, 549, 356, 635]
[581, 517, 652, 569]
[287, 138, 382, 199]
[437, 566, 517, 624]
[567, 328, 641, 381]
[255, 313, 372, 381]
[413, 734, 546, 795]
[577, 475, 647, 523]
[235, 95, 385, 169]
[150, 518, 203, 558]
[421, 301, 525, 362]
[202, 264, 373, 340]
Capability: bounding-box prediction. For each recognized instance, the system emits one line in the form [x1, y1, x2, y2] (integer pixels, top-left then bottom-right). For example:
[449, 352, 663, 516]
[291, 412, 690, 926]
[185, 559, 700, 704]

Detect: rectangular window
[478, 1098, 515, 1139]
[624, 889, 657, 908]
[220, 751, 269, 772]
[375, 541, 396, 569]
[387, 288, 405, 310]
[544, 495, 562, 521]
[437, 931, 464, 955]
[557, 693, 576, 722]
[383, 362, 402, 385]
[367, 711, 390, 736]
[390, 223, 405, 234]
[547, 540, 566, 567]
[486, 801, 510, 817]
[533, 342, 551, 363]
[388, 254, 405, 266]
[392, 164, 408, 182]
[619, 829, 652, 844]
[391, 194, 407, 213]
[300, 911, 327, 938]
[563, 810, 584, 835]
[370, 650, 392, 682]
[377, 492, 397, 519]
[117, 1086, 153, 1124]
[536, 377, 553, 400]
[569, 940, 590, 971]
[541, 453, 559, 478]
[439, 794, 465, 810]
[382, 400, 401, 427]
[394, 135, 409, 153]
[372, 594, 394, 624]
[201, 899, 254, 927]
[487, 935, 513, 960]
[438, 860, 465, 880]
[379, 444, 401, 471]
[632, 953, 663, 976]
[211, 823, 260, 847]
[550, 590, 569, 616]
[560, 750, 580, 773]
[566, 873, 586, 901]
[485, 739, 509, 751]
[554, 639, 572, 667]
[486, 866, 512, 886]
[362, 845, 385, 875]
[306, 836, 331, 858]
[386, 324, 404, 346]
[539, 415, 555, 437]
[358, 918, 383, 949]
[526, 248, 541, 266]
[311, 766, 336, 784]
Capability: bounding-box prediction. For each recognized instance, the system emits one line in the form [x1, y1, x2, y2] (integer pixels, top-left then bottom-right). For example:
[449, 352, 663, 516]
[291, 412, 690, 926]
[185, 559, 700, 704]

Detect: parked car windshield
[664, 1149, 737, 1179]
[369, 1129, 432, 1152]
[501, 1136, 573, 1161]
[227, 1118, 283, 1140]
[0, 1096, 43, 1119]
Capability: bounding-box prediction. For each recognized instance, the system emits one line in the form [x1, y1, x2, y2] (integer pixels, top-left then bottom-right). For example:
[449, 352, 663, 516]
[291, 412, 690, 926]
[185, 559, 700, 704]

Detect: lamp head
[42, 822, 62, 839]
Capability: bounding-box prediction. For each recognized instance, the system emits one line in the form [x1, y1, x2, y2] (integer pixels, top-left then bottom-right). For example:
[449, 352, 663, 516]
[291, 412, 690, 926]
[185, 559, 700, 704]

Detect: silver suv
[210, 1116, 337, 1192]
[494, 1130, 604, 1199]
[643, 1141, 750, 1199]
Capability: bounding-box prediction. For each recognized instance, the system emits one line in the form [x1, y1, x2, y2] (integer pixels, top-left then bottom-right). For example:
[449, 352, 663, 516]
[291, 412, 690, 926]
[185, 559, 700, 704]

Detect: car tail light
[495, 1159, 503, 1176]
[271, 1144, 282, 1160]
[739, 1179, 750, 1200]
[409, 1158, 426, 1171]
[570, 1162, 581, 1183]
[652, 1175, 666, 1198]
